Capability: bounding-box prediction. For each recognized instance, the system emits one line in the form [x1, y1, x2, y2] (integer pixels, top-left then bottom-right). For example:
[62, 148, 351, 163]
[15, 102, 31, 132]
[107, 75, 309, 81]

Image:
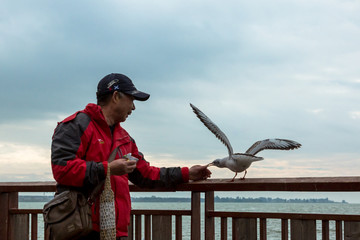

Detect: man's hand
[189, 165, 212, 181]
[109, 158, 137, 176]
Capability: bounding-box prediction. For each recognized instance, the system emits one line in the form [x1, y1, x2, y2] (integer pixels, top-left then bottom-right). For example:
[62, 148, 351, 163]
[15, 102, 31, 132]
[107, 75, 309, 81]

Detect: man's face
[114, 92, 135, 123]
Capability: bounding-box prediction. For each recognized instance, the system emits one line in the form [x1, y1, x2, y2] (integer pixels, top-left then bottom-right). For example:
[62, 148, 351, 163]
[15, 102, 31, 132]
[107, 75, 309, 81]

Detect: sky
[1, 0, 360, 203]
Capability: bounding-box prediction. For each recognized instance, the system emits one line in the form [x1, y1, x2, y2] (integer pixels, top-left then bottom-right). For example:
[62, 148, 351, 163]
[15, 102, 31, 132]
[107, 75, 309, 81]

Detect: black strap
[88, 147, 118, 204]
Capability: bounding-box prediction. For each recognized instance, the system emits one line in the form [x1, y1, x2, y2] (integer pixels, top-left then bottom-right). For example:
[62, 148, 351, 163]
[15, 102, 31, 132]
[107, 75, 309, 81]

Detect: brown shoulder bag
[43, 189, 92, 240]
[43, 148, 117, 240]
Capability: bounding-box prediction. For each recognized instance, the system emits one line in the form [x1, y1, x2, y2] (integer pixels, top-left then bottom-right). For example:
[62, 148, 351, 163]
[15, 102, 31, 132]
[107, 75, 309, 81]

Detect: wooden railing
[1, 177, 360, 239]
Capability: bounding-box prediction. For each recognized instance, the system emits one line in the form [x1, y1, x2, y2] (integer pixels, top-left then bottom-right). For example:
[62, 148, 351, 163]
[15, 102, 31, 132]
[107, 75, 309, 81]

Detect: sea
[20, 201, 360, 240]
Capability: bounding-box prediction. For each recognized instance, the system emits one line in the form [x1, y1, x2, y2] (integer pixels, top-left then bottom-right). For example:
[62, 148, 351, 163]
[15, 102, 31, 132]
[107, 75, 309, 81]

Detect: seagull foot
[239, 170, 247, 180]
[229, 172, 238, 182]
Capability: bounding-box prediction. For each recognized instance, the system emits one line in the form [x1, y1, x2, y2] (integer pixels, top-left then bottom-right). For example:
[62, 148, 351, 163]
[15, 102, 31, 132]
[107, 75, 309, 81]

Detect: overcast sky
[1, 0, 360, 202]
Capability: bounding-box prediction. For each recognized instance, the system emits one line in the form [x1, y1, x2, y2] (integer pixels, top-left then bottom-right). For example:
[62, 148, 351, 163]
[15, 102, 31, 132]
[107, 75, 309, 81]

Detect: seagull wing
[190, 103, 233, 157]
[245, 138, 301, 155]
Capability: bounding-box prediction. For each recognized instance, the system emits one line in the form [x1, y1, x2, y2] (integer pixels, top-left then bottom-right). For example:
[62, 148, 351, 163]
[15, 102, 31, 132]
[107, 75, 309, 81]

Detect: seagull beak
[207, 163, 214, 167]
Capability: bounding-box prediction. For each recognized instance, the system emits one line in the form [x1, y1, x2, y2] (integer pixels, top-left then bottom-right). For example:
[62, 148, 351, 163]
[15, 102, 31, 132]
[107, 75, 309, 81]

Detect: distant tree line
[19, 195, 347, 204]
[130, 196, 347, 204]
[212, 196, 347, 203]
[19, 195, 54, 202]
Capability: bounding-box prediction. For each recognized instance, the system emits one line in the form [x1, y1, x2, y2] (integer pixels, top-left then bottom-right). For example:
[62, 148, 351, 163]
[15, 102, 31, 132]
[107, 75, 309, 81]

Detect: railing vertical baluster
[232, 218, 257, 240]
[221, 217, 227, 240]
[322, 220, 329, 240]
[175, 215, 182, 240]
[31, 214, 38, 240]
[10, 213, 29, 239]
[191, 191, 201, 240]
[291, 219, 316, 240]
[344, 221, 360, 240]
[144, 215, 151, 240]
[336, 220, 343, 240]
[135, 214, 142, 240]
[205, 191, 215, 240]
[281, 219, 289, 240]
[152, 215, 172, 240]
[128, 214, 134, 240]
[232, 217, 240, 240]
[260, 218, 267, 240]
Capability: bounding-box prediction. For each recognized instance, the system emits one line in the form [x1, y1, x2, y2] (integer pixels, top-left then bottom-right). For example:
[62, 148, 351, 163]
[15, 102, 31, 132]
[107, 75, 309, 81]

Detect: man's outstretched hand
[189, 165, 212, 181]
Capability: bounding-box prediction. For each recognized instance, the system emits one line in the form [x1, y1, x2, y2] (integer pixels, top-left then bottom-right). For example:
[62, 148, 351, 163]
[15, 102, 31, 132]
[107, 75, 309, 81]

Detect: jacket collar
[83, 103, 129, 140]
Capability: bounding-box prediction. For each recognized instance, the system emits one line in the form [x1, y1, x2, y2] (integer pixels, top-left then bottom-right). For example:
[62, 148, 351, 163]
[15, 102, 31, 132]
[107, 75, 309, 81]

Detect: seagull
[190, 103, 301, 181]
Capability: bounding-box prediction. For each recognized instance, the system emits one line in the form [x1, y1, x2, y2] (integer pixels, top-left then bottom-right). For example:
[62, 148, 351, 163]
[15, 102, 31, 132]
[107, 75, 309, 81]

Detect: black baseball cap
[96, 73, 150, 101]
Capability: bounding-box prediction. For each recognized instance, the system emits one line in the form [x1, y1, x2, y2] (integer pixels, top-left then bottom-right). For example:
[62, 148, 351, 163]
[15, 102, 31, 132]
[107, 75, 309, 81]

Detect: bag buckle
[87, 197, 94, 205]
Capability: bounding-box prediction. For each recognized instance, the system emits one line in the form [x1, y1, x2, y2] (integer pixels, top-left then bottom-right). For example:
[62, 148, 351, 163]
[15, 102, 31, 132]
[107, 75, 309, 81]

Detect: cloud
[349, 111, 360, 119]
[307, 109, 324, 115]
[0, 142, 53, 182]
[0, 139, 357, 183]
[0, 115, 65, 146]
[0, 0, 360, 186]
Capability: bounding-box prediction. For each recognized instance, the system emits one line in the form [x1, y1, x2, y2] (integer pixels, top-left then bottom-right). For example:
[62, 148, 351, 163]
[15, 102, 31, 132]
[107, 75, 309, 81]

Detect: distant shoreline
[131, 196, 347, 204]
[19, 195, 347, 204]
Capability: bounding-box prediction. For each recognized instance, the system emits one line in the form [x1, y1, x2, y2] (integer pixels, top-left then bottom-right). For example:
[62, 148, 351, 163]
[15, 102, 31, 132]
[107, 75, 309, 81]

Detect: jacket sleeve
[128, 152, 189, 189]
[51, 112, 106, 191]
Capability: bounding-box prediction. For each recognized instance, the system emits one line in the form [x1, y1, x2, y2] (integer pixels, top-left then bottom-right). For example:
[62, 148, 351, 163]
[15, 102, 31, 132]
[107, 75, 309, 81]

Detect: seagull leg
[240, 170, 247, 180]
[230, 172, 238, 182]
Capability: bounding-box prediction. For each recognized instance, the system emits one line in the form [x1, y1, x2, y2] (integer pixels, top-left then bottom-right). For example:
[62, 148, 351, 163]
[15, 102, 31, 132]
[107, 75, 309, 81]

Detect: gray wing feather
[245, 138, 301, 155]
[190, 103, 233, 157]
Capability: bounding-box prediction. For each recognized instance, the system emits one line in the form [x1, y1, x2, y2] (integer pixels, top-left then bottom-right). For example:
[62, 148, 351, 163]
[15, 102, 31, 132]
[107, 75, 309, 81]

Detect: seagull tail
[253, 156, 264, 162]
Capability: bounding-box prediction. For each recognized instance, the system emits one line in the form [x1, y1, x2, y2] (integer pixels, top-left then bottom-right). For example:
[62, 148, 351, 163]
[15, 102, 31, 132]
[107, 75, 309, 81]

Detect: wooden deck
[1, 177, 360, 239]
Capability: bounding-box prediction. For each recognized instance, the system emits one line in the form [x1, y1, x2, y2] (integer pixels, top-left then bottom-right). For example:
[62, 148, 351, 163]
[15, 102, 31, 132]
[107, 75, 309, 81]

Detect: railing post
[0, 192, 9, 240]
[205, 191, 214, 240]
[0, 192, 18, 240]
[191, 191, 201, 240]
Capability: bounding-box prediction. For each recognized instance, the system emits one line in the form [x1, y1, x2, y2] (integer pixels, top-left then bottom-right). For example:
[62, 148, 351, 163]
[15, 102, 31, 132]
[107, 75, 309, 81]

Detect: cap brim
[125, 90, 150, 101]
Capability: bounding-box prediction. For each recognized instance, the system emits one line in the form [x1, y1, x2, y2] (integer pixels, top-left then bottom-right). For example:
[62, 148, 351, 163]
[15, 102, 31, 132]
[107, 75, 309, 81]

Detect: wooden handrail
[174, 176, 360, 192]
[1, 176, 360, 193]
[0, 181, 56, 192]
[206, 211, 360, 221]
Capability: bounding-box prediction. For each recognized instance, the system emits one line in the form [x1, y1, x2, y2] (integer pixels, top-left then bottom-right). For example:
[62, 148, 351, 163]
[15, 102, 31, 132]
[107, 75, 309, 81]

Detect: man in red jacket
[51, 73, 211, 240]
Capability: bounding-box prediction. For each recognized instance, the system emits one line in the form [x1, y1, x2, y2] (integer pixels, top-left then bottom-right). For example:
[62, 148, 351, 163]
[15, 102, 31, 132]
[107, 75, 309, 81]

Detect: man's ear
[111, 91, 119, 103]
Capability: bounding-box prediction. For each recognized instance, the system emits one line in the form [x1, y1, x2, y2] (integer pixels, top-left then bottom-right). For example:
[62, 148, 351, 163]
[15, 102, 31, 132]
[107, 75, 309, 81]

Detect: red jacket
[51, 103, 189, 237]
